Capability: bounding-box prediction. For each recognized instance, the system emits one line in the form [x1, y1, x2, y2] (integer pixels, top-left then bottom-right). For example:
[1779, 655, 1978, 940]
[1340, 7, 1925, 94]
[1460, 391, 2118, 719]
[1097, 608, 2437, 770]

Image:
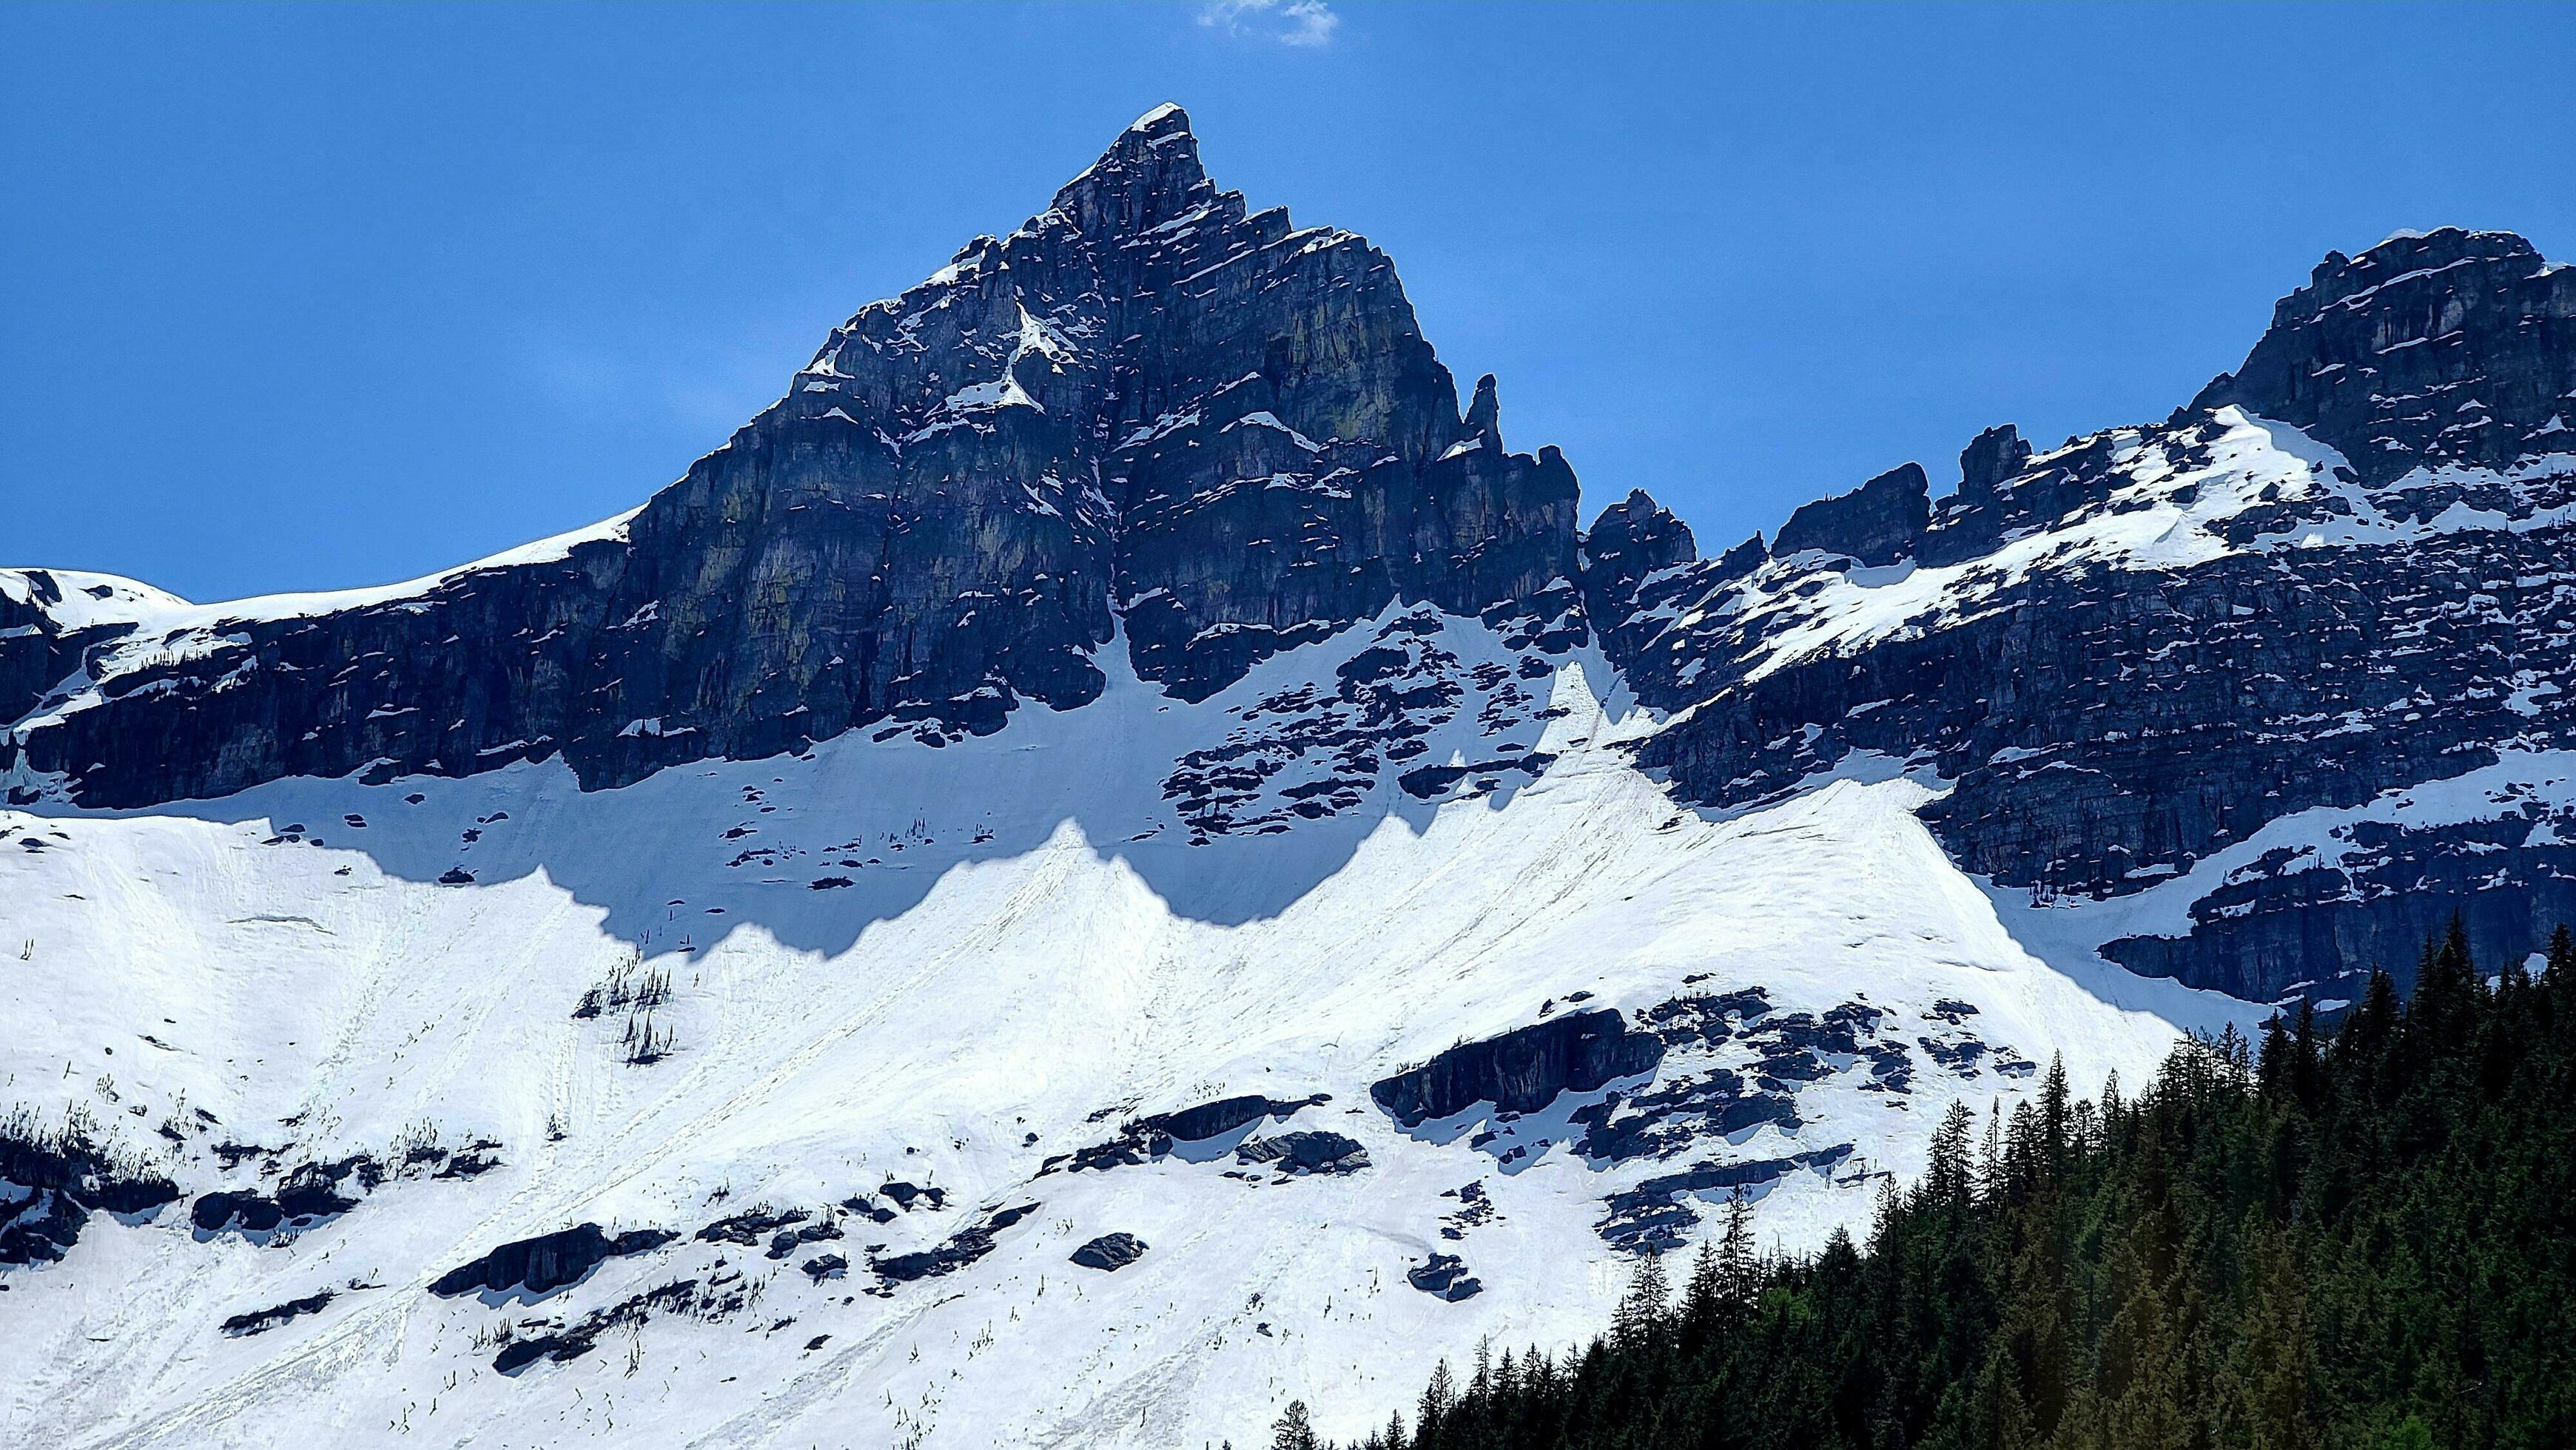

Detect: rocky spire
[1577, 489, 1696, 667]
[1957, 424, 2031, 500]
[1464, 373, 1502, 445]
[1049, 104, 1214, 237]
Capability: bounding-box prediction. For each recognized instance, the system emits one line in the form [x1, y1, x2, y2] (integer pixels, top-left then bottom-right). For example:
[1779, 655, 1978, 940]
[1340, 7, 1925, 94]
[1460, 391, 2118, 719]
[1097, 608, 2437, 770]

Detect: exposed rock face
[1069, 1232, 1149, 1272]
[1154, 1093, 1325, 1144]
[1596, 1144, 1854, 1255]
[1578, 490, 1699, 664]
[219, 1289, 334, 1338]
[1234, 1130, 1370, 1176]
[2195, 228, 2576, 483]
[1406, 1252, 1481, 1301]
[4, 106, 1578, 809]
[1370, 1010, 1665, 1129]
[1050, 1092, 1328, 1173]
[1917, 424, 2035, 566]
[0, 573, 125, 729]
[1605, 227, 2576, 1002]
[191, 1182, 349, 1238]
[428, 1223, 676, 1299]
[1770, 463, 1930, 566]
[2096, 815, 2576, 1002]
[486, 1278, 728, 1377]
[868, 1202, 1038, 1283]
[1, 1121, 180, 1267]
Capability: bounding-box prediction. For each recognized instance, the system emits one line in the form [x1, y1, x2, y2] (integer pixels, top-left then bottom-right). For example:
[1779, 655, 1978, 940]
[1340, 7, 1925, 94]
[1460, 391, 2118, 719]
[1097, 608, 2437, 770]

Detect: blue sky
[6, 2, 2571, 602]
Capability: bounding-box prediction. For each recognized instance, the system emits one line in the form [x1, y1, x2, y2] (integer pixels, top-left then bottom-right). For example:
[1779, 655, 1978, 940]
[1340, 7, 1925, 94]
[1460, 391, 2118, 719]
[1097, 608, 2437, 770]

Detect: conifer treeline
[1271, 923, 2576, 1450]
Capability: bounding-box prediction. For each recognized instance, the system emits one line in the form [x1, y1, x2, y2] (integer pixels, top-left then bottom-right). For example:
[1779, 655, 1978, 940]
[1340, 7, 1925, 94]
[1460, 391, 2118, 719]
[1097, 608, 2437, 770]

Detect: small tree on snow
[1614, 1246, 1669, 1346]
[1271, 1399, 1319, 1450]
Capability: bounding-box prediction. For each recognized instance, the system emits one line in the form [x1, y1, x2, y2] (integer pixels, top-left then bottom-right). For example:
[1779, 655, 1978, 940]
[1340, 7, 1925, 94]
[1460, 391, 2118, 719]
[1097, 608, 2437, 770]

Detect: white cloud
[1200, 0, 1339, 47]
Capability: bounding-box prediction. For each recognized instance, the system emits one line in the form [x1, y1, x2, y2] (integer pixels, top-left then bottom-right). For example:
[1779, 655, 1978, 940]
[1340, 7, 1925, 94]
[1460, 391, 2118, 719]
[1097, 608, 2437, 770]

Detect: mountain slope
[0, 618, 2230, 1449]
[1613, 229, 2576, 1002]
[3, 109, 2571, 1449]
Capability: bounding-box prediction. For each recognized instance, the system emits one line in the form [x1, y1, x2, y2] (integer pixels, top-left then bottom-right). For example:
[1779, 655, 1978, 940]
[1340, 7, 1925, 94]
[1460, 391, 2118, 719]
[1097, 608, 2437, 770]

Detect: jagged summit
[1049, 102, 1211, 237]
[3, 109, 1583, 809]
[2316, 226, 2546, 299]
[1589, 223, 2576, 1002]
[1706, 228, 2569, 574]
[2196, 225, 2573, 480]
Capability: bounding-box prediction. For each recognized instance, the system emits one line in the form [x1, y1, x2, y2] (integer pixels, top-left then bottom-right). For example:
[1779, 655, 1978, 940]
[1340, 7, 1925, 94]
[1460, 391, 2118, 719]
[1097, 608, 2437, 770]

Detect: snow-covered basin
[0, 625, 2254, 1449]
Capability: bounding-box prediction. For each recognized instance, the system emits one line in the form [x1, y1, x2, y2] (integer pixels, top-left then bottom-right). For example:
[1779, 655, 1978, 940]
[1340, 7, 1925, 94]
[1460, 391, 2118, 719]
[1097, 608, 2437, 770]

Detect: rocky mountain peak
[11, 124, 2573, 1018]
[3, 108, 1584, 808]
[2301, 226, 2543, 310]
[2195, 226, 2573, 482]
[1771, 462, 1930, 567]
[1049, 103, 1214, 239]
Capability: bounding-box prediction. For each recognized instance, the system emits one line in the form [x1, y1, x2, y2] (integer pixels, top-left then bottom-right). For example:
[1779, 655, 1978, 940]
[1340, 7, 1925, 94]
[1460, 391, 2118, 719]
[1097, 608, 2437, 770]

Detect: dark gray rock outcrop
[1406, 1252, 1481, 1301]
[220, 1289, 334, 1338]
[2195, 227, 2576, 483]
[1370, 1009, 1664, 1129]
[1, 1121, 181, 1267]
[1234, 1130, 1369, 1176]
[1916, 425, 2035, 566]
[1154, 1093, 1326, 1144]
[189, 1154, 381, 1241]
[696, 1205, 810, 1247]
[428, 1223, 676, 1299]
[1595, 1144, 1855, 1254]
[1049, 1092, 1329, 1174]
[1069, 1232, 1149, 1271]
[0, 573, 144, 732]
[1578, 490, 1698, 664]
[1770, 463, 1930, 566]
[488, 1276, 725, 1376]
[868, 1201, 1038, 1284]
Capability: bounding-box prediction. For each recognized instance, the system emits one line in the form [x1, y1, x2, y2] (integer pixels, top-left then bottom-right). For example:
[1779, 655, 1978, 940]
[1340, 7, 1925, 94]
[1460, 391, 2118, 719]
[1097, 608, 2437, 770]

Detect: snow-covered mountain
[3, 108, 2570, 1448]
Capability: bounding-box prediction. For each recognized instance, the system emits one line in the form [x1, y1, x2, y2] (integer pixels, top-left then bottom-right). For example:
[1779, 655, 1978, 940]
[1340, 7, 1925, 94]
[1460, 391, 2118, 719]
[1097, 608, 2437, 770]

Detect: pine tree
[2259, 1011, 2295, 1102]
[1973, 1343, 2038, 1450]
[1717, 1185, 1756, 1309]
[1613, 1247, 1669, 1347]
[2219, 1223, 2320, 1450]
[1417, 1359, 1453, 1444]
[1980, 1099, 2008, 1201]
[1682, 1236, 1722, 1347]
[2096, 1230, 2192, 1450]
[1928, 1097, 1977, 1204]
[1270, 1400, 1318, 1450]
[2288, 998, 2320, 1110]
[2040, 1053, 2072, 1172]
